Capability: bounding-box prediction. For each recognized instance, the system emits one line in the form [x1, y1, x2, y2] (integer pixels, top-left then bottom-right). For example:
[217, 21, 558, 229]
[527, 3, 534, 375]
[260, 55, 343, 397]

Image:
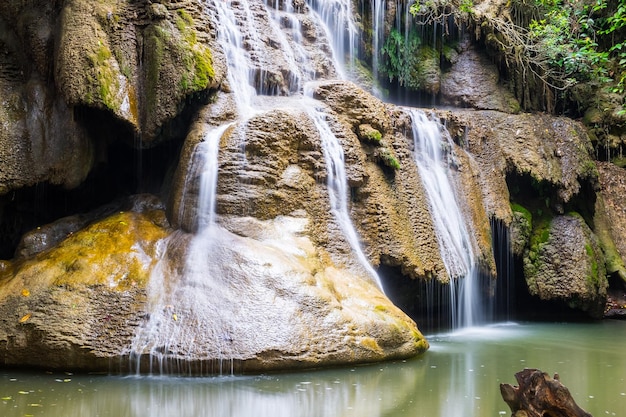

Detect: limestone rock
[0, 206, 170, 370]
[523, 214, 607, 318]
[448, 110, 598, 221]
[55, 0, 221, 142]
[0, 4, 94, 194]
[0, 197, 428, 373]
[441, 39, 520, 113]
[596, 162, 626, 283]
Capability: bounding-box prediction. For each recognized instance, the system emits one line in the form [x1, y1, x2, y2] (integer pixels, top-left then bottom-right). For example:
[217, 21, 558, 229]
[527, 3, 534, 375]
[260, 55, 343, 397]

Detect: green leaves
[379, 28, 422, 88]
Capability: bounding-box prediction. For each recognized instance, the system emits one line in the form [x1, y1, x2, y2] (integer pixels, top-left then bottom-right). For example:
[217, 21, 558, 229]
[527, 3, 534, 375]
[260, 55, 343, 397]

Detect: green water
[1, 321, 624, 417]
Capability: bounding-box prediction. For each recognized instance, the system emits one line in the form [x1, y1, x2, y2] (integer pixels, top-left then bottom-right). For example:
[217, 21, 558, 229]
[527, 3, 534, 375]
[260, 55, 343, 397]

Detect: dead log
[500, 368, 593, 417]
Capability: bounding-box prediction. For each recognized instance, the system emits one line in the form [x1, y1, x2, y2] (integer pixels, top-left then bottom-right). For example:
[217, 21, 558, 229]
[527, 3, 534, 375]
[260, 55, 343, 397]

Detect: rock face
[440, 39, 520, 113]
[445, 110, 609, 316]
[1, 0, 625, 374]
[524, 214, 607, 318]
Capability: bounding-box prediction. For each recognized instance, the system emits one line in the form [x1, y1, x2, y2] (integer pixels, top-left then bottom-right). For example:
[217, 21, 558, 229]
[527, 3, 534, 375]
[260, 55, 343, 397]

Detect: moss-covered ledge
[55, 0, 219, 144]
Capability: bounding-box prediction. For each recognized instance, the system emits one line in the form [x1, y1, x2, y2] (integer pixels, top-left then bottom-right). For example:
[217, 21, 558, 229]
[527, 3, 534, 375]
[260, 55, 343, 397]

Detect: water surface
[2, 321, 624, 417]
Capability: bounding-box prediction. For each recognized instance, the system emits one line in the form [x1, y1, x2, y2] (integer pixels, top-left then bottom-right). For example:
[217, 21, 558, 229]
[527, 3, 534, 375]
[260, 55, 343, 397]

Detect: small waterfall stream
[408, 109, 481, 329]
[305, 91, 384, 291]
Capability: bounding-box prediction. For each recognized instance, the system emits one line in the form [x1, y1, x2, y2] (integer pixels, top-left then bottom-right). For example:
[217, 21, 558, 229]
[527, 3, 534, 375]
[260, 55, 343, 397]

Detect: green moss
[87, 40, 119, 111]
[379, 148, 401, 170]
[528, 215, 551, 264]
[366, 129, 382, 143]
[14, 212, 169, 291]
[585, 243, 600, 285]
[511, 202, 532, 225]
[145, 26, 167, 113]
[580, 159, 598, 179]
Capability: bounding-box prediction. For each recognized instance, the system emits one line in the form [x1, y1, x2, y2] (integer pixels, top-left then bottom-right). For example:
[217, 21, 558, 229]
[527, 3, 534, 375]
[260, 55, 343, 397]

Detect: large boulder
[596, 162, 626, 284]
[0, 198, 428, 373]
[0, 205, 170, 370]
[523, 213, 607, 318]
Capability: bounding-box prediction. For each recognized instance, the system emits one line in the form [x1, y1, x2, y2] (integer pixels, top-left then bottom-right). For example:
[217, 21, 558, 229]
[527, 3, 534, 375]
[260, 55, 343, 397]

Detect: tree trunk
[500, 368, 593, 417]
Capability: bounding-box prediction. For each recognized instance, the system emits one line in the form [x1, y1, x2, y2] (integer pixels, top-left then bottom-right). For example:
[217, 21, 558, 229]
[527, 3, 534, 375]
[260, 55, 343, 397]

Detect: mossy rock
[510, 202, 533, 257]
[2, 210, 170, 294]
[143, 10, 215, 137]
[376, 147, 401, 170]
[523, 213, 607, 317]
[357, 124, 383, 144]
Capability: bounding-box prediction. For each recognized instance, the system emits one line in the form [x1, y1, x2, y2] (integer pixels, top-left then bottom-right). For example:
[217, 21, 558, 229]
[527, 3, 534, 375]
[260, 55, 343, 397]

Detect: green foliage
[528, 4, 609, 84]
[593, 0, 626, 97]
[379, 28, 422, 88]
[459, 0, 474, 14]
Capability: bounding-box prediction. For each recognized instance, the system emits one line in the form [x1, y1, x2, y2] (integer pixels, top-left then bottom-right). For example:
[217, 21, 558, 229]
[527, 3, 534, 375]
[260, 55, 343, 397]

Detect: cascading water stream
[211, 0, 257, 116]
[129, 0, 391, 373]
[371, 0, 385, 82]
[129, 125, 234, 374]
[305, 91, 384, 292]
[305, 0, 358, 78]
[408, 109, 481, 329]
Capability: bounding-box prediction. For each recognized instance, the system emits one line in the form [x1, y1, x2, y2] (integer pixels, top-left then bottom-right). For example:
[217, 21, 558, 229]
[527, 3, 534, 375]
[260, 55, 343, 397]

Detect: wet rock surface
[441, 39, 520, 113]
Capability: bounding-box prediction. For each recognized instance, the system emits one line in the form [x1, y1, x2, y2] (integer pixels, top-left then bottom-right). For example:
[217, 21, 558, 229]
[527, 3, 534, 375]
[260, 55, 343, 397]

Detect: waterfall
[212, 0, 257, 116]
[305, 91, 384, 291]
[408, 109, 481, 329]
[129, 125, 235, 375]
[128, 0, 391, 373]
[195, 124, 233, 231]
[305, 0, 358, 79]
[371, 0, 385, 82]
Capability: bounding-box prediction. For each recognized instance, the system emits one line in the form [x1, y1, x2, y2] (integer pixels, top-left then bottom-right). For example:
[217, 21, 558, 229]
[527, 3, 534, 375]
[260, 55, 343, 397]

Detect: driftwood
[500, 369, 593, 417]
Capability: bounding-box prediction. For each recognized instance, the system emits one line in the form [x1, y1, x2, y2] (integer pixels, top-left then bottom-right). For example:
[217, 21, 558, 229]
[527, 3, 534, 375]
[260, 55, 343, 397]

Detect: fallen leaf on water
[63, 379, 71, 383]
[18, 391, 29, 395]
[1, 396, 12, 400]
[172, 314, 178, 321]
[21, 289, 30, 297]
[19, 314, 31, 323]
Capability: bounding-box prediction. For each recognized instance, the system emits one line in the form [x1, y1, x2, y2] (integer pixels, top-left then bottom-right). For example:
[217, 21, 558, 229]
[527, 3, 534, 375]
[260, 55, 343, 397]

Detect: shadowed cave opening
[0, 134, 180, 261]
[378, 264, 499, 334]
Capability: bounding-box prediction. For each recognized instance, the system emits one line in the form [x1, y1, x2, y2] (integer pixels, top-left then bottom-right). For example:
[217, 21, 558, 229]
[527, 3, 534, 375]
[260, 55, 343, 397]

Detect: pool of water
[2, 321, 624, 417]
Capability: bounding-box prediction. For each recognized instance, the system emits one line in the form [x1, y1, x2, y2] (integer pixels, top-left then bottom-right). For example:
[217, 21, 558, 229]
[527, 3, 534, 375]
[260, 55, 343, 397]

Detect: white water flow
[306, 0, 358, 78]
[372, 0, 385, 81]
[212, 0, 258, 116]
[305, 93, 384, 291]
[409, 109, 479, 329]
[262, 1, 310, 91]
[196, 124, 233, 231]
[129, 125, 234, 374]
